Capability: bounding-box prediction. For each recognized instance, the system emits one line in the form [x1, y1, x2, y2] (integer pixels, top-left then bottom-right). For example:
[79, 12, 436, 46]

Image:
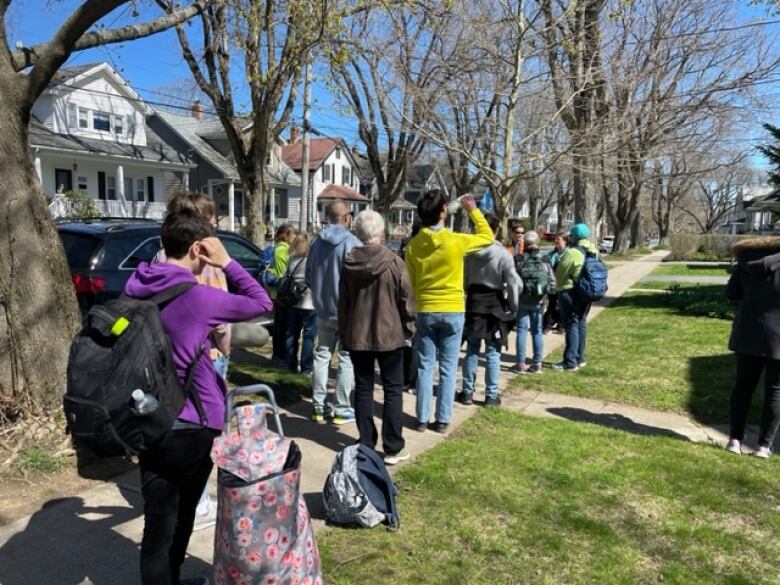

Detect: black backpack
[276, 257, 309, 307]
[63, 283, 206, 456]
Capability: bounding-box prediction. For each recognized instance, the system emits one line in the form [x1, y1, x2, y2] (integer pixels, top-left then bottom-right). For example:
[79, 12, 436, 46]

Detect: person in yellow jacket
[405, 191, 493, 433]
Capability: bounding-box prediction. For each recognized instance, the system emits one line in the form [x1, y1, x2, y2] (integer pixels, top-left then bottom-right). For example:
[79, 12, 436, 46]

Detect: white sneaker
[192, 499, 217, 531]
[753, 446, 772, 459]
[725, 439, 741, 455]
[384, 449, 410, 466]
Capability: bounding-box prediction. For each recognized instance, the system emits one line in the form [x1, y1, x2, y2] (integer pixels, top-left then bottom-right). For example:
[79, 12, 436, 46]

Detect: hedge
[667, 234, 754, 261]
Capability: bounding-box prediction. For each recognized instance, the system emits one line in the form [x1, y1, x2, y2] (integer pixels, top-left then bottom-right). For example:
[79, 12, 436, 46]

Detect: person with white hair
[339, 210, 416, 465]
[513, 230, 556, 374]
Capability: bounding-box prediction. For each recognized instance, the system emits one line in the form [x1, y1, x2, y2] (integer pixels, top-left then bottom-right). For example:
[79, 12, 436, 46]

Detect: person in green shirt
[552, 224, 599, 371]
[271, 223, 296, 363]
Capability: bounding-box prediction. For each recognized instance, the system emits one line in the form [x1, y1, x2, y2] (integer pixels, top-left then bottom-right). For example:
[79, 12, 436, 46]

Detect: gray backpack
[322, 444, 400, 530]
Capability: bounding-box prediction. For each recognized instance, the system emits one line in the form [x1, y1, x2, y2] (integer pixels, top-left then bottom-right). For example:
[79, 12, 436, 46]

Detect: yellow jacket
[405, 209, 494, 313]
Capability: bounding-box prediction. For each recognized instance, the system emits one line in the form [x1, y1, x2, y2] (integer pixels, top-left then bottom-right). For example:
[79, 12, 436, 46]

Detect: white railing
[49, 195, 166, 220]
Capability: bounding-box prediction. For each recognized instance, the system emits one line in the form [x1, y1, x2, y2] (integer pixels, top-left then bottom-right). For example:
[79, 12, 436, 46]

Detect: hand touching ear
[197, 237, 231, 269]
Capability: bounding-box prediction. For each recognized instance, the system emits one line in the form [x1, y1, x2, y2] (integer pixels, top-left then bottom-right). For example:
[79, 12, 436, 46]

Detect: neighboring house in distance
[721, 185, 778, 234]
[149, 107, 301, 231]
[34, 62, 194, 220]
[281, 134, 369, 224]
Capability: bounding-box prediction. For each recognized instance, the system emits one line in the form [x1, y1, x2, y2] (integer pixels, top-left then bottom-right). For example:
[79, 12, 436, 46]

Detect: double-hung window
[93, 112, 110, 132]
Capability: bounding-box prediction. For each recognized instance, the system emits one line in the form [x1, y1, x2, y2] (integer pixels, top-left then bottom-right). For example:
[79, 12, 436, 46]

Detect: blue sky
[7, 1, 780, 168]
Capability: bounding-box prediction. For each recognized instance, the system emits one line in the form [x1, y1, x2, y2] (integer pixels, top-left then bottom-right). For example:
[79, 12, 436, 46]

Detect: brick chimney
[289, 126, 299, 144]
[191, 100, 204, 120]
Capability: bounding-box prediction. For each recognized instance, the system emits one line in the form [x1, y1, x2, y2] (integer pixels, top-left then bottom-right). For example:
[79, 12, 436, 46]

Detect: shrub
[15, 447, 67, 473]
[668, 234, 752, 261]
[653, 243, 669, 250]
[62, 189, 100, 219]
[663, 283, 734, 320]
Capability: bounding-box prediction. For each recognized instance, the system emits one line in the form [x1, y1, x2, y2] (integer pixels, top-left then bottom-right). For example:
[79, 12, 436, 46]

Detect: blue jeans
[212, 355, 229, 380]
[558, 289, 590, 368]
[312, 318, 354, 417]
[286, 308, 317, 373]
[462, 336, 501, 399]
[517, 304, 544, 366]
[416, 312, 465, 425]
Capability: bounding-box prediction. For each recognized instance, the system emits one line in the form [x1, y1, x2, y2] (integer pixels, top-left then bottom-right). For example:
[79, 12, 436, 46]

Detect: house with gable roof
[33, 62, 194, 219]
[281, 133, 369, 224]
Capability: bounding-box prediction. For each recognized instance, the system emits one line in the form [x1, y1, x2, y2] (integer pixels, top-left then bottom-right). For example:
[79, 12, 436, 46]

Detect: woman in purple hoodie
[124, 210, 271, 585]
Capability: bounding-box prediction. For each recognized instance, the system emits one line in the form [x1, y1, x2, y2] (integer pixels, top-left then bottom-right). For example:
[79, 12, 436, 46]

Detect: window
[136, 178, 145, 201]
[78, 108, 89, 129]
[121, 238, 162, 270]
[77, 176, 88, 191]
[342, 166, 351, 186]
[93, 112, 110, 132]
[323, 165, 331, 182]
[112, 115, 124, 135]
[107, 176, 116, 200]
[335, 147, 341, 160]
[67, 104, 77, 128]
[126, 114, 135, 136]
[221, 237, 260, 273]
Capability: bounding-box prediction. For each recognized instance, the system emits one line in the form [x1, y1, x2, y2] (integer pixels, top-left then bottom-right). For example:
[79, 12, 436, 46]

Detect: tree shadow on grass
[548, 407, 690, 441]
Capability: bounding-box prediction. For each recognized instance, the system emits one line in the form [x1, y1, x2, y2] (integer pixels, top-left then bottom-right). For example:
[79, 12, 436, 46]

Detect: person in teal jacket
[552, 224, 598, 371]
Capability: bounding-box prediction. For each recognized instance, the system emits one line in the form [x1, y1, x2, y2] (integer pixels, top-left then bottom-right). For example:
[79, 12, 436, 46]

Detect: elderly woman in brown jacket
[725, 236, 780, 458]
[339, 210, 416, 465]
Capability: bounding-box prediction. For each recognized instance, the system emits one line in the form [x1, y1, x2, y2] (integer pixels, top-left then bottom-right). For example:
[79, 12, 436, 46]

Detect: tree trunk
[0, 102, 80, 416]
[611, 227, 630, 255]
[630, 212, 642, 248]
[572, 151, 596, 228]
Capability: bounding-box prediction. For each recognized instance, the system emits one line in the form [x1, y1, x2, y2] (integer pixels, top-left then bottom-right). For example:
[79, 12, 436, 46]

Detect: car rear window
[60, 233, 102, 268]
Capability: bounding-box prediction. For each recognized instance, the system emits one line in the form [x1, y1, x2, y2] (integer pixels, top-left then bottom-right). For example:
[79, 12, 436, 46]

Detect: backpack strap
[148, 282, 198, 305]
[152, 282, 208, 426]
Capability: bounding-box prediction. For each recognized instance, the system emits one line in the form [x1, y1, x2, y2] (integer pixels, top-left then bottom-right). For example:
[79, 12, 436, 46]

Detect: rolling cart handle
[225, 384, 284, 438]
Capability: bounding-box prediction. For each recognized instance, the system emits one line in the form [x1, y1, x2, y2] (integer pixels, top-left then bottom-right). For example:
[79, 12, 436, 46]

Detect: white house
[281, 135, 369, 224]
[33, 63, 194, 219]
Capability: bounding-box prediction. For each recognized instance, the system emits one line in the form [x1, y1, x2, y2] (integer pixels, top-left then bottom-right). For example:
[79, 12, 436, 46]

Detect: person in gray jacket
[725, 236, 780, 458]
[458, 213, 522, 407]
[305, 199, 362, 424]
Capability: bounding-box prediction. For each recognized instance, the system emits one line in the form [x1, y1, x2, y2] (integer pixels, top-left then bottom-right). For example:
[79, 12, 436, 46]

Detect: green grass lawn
[228, 348, 310, 407]
[631, 281, 722, 290]
[651, 264, 730, 277]
[515, 292, 741, 424]
[318, 410, 780, 585]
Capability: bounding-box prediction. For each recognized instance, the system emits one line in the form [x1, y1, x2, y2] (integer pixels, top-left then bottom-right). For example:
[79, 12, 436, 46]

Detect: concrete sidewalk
[1, 250, 746, 585]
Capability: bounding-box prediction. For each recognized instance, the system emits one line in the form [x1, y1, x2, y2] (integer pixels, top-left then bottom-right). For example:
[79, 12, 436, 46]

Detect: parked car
[541, 230, 563, 242]
[57, 218, 274, 327]
[599, 236, 615, 254]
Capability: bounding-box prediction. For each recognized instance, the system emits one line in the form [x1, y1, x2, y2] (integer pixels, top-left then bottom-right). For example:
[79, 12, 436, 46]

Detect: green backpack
[519, 254, 550, 301]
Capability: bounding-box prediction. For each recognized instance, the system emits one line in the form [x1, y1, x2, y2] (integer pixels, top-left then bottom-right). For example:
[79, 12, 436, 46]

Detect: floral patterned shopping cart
[211, 385, 322, 585]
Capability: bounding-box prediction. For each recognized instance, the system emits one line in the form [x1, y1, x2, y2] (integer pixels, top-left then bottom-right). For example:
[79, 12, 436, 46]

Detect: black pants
[543, 293, 560, 331]
[139, 427, 218, 585]
[729, 353, 780, 448]
[404, 338, 418, 391]
[272, 301, 289, 361]
[351, 348, 405, 455]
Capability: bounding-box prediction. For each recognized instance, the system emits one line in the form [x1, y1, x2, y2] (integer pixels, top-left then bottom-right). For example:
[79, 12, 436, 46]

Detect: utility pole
[299, 56, 312, 233]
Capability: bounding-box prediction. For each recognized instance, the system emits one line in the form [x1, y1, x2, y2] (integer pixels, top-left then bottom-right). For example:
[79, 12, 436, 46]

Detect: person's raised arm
[455, 195, 494, 254]
[196, 237, 272, 325]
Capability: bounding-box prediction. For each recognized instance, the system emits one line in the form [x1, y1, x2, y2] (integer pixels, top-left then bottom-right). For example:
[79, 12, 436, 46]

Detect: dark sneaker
[484, 396, 502, 408]
[432, 421, 449, 434]
[456, 391, 474, 406]
[384, 449, 411, 465]
[551, 362, 579, 372]
[509, 364, 527, 374]
[414, 421, 428, 432]
[529, 363, 543, 374]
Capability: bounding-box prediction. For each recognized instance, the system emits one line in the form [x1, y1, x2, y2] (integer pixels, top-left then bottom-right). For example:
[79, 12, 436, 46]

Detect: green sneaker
[311, 406, 325, 424]
[331, 412, 356, 425]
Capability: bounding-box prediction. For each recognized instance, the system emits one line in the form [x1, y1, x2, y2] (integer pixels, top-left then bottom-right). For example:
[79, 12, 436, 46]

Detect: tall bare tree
[0, 1, 209, 416]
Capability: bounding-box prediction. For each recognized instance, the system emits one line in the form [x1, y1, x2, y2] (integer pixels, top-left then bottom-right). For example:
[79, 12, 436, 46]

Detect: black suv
[57, 219, 273, 325]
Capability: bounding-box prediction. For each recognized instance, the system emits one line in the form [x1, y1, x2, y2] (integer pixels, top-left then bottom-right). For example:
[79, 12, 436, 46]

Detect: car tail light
[71, 274, 106, 295]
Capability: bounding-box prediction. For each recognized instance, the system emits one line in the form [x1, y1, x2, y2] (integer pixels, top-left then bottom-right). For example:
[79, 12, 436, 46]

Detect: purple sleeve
[200, 260, 272, 326]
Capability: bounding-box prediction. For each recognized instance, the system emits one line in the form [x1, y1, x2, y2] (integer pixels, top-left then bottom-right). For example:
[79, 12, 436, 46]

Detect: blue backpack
[323, 444, 400, 531]
[576, 246, 608, 301]
[258, 244, 277, 288]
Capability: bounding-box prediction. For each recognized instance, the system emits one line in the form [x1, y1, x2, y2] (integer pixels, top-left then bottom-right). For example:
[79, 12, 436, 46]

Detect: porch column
[270, 187, 276, 226]
[398, 209, 402, 225]
[33, 150, 42, 184]
[116, 164, 126, 216]
[228, 180, 235, 232]
[183, 171, 189, 192]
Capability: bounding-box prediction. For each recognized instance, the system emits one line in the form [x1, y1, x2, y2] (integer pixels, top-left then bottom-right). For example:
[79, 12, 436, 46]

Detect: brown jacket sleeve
[397, 258, 416, 340]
